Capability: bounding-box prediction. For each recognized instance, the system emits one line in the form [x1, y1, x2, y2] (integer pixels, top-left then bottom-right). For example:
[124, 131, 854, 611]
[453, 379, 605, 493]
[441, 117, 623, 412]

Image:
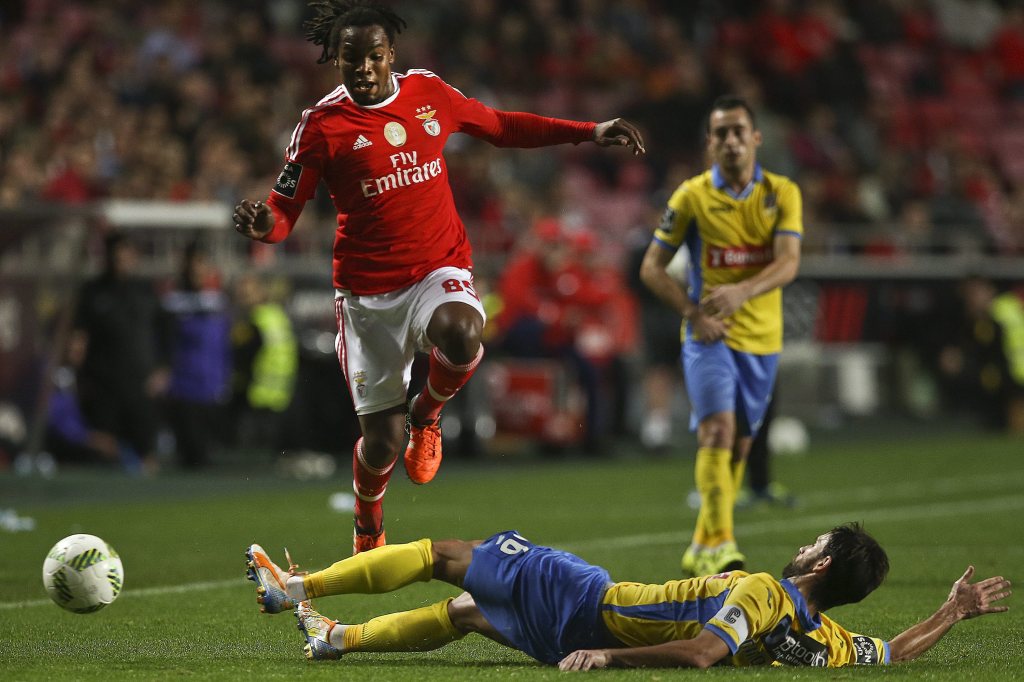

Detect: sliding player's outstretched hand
[593, 118, 646, 156]
[558, 649, 612, 671]
[233, 199, 274, 241]
[948, 566, 1011, 621]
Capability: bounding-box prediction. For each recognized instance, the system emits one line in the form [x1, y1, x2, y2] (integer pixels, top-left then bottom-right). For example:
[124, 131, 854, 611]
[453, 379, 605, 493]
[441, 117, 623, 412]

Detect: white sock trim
[431, 345, 483, 372]
[285, 575, 308, 602]
[352, 480, 387, 502]
[426, 379, 451, 402]
[356, 440, 396, 477]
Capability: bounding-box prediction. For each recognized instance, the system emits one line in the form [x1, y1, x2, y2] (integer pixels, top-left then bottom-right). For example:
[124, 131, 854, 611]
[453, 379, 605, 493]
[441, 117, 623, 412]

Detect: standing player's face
[337, 25, 395, 106]
[707, 108, 761, 176]
[781, 532, 831, 578]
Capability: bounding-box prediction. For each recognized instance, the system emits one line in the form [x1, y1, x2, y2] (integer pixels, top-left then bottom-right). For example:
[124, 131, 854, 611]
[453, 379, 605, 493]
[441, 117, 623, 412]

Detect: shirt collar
[780, 578, 822, 632]
[711, 163, 763, 200]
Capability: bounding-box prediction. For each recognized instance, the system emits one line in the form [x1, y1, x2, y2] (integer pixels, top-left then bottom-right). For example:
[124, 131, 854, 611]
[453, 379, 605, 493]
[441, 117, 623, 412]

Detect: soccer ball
[768, 416, 810, 456]
[42, 534, 124, 614]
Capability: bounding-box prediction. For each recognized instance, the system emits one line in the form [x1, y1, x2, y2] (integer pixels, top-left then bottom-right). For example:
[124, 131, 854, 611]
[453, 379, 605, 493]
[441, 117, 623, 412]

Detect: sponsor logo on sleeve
[273, 161, 303, 198]
[658, 207, 676, 234]
[851, 636, 879, 665]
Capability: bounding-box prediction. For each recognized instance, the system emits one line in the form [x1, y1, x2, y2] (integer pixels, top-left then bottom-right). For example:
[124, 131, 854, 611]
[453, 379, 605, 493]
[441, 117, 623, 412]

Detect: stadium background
[0, 1, 1021, 678]
[2, 0, 1022, 465]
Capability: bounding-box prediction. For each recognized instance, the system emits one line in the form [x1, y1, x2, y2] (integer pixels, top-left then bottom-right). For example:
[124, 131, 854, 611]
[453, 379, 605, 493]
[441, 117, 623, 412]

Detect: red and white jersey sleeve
[270, 72, 595, 295]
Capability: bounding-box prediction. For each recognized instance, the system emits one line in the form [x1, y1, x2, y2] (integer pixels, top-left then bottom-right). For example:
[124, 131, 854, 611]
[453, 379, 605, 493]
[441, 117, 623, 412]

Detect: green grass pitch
[1, 432, 1021, 680]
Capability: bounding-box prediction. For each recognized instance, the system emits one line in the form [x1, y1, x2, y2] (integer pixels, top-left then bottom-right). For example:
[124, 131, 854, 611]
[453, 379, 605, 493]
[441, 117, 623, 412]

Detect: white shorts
[334, 267, 486, 415]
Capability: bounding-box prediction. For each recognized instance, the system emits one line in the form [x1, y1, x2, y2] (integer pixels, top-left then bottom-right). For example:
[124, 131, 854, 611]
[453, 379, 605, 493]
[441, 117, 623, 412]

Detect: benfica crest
[416, 105, 441, 136]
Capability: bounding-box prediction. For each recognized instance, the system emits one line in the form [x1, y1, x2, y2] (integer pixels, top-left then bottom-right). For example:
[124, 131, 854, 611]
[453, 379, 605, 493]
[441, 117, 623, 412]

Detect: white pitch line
[560, 493, 1024, 553]
[4, 493, 1021, 612]
[0, 578, 240, 612]
[794, 470, 1024, 507]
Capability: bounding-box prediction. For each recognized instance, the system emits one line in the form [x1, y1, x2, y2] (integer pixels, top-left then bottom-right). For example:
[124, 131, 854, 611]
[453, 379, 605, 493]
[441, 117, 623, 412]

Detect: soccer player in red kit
[233, 1, 645, 554]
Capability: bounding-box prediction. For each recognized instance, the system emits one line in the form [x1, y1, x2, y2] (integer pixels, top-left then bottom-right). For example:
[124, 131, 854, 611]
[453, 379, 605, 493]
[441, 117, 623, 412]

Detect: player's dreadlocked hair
[304, 1, 407, 65]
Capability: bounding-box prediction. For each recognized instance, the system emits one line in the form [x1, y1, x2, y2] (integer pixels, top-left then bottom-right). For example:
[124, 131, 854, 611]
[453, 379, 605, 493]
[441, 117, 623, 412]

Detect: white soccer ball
[42, 534, 124, 614]
[768, 416, 810, 456]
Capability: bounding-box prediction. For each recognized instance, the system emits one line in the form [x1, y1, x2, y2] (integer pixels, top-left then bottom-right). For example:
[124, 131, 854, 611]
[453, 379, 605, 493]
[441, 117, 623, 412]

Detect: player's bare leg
[352, 407, 406, 554]
[405, 301, 484, 484]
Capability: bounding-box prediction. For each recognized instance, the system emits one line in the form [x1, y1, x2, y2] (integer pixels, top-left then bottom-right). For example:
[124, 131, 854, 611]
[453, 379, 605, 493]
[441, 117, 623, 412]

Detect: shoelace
[299, 602, 336, 641]
[419, 425, 441, 460]
[284, 548, 308, 577]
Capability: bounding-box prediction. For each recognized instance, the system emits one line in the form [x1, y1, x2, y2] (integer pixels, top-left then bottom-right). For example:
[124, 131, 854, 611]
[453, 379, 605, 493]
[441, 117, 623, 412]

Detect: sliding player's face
[781, 532, 831, 578]
[707, 107, 761, 176]
[337, 25, 395, 105]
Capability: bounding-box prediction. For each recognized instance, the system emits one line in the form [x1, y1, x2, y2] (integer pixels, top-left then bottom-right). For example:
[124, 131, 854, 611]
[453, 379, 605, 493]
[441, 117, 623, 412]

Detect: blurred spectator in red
[992, 4, 1024, 98]
[42, 141, 103, 204]
[495, 218, 634, 452]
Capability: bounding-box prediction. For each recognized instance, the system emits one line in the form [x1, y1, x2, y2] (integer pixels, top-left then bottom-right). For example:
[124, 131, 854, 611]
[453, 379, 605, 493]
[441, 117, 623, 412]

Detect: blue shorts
[463, 531, 617, 665]
[682, 337, 778, 437]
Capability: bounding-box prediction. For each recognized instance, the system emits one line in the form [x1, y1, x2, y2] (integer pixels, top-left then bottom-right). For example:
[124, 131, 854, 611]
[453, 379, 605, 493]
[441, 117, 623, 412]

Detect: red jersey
[264, 70, 596, 295]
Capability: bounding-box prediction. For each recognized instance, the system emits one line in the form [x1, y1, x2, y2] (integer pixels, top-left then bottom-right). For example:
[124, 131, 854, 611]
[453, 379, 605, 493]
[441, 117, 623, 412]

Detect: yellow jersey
[601, 571, 889, 668]
[654, 164, 803, 354]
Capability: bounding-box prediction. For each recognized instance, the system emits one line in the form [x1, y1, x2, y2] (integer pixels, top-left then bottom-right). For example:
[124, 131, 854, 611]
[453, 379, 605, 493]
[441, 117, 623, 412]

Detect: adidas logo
[353, 135, 372, 150]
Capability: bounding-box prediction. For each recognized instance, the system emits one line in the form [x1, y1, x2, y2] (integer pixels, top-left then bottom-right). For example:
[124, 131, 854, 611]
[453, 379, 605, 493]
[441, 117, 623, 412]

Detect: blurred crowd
[2, 0, 1024, 473]
[42, 232, 311, 473]
[4, 0, 1024, 256]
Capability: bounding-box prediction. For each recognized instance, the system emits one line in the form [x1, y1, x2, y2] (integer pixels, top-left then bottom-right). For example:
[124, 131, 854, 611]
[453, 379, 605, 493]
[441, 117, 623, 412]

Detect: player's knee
[361, 424, 406, 462]
[698, 414, 735, 447]
[430, 306, 483, 364]
[431, 539, 476, 583]
[446, 592, 485, 635]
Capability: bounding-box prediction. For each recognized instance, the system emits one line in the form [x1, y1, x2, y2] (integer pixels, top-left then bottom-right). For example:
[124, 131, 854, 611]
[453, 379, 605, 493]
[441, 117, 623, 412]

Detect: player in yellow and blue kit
[244, 523, 1011, 670]
[640, 95, 803, 576]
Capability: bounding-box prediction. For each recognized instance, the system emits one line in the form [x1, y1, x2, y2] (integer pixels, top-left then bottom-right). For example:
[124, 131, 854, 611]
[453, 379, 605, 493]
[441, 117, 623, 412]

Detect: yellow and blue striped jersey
[654, 164, 803, 354]
[601, 571, 889, 668]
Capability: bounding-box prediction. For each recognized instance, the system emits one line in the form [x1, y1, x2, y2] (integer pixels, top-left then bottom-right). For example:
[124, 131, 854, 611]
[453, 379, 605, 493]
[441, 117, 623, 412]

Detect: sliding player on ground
[244, 523, 1010, 668]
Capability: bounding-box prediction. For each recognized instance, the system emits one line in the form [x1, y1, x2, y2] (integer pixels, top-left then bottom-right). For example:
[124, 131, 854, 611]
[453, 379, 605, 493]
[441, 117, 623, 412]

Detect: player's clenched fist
[233, 199, 274, 240]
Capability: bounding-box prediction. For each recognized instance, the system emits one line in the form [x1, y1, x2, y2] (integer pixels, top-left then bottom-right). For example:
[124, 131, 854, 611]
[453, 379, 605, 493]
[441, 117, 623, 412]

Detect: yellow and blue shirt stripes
[601, 571, 889, 668]
[654, 164, 803, 354]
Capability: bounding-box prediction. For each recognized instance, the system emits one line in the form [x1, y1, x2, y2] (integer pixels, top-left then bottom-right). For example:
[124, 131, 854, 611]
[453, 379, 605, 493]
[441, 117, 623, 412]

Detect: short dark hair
[304, 0, 407, 65]
[811, 523, 889, 611]
[707, 95, 757, 132]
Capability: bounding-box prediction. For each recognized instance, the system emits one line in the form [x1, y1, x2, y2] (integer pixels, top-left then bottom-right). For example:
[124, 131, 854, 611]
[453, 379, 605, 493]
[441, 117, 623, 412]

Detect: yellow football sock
[304, 539, 432, 598]
[692, 506, 709, 547]
[342, 598, 464, 652]
[695, 447, 734, 547]
[731, 458, 747, 496]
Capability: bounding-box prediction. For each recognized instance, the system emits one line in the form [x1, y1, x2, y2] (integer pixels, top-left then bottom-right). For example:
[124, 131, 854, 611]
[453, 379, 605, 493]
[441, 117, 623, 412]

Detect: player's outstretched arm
[592, 118, 646, 156]
[233, 199, 275, 241]
[888, 566, 1011, 663]
[558, 629, 730, 671]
